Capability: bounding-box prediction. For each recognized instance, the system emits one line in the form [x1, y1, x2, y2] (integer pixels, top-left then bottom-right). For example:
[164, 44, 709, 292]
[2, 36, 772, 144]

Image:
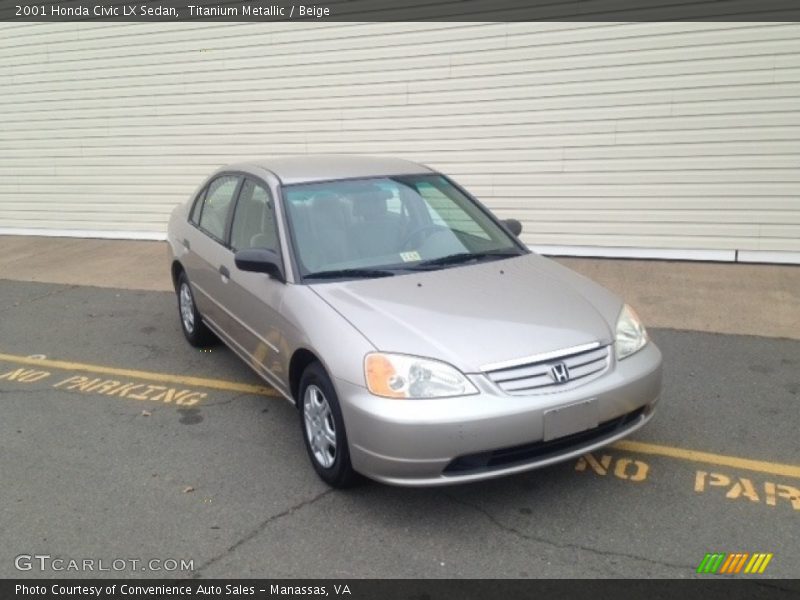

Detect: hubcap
[179, 282, 195, 333]
[303, 384, 337, 469]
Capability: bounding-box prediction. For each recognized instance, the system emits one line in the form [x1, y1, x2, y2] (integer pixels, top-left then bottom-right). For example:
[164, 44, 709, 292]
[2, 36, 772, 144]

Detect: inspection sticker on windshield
[399, 251, 421, 262]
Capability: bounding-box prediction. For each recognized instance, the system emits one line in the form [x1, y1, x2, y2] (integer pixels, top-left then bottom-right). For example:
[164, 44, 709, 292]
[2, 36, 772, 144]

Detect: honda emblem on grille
[550, 362, 570, 384]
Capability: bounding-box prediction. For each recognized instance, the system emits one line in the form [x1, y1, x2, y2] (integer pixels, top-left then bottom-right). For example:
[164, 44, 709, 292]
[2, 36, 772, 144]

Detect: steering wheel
[399, 224, 448, 251]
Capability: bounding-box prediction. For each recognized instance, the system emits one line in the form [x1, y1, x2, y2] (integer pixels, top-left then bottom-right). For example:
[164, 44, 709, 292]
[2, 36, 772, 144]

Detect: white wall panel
[1, 17, 799, 259]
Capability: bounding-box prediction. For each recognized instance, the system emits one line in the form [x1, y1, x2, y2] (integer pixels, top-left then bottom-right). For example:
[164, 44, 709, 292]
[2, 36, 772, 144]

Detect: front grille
[443, 407, 645, 475]
[485, 344, 610, 395]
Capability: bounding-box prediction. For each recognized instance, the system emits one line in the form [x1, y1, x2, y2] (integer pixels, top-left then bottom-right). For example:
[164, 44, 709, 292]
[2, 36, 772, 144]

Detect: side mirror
[502, 218, 523, 237]
[234, 248, 285, 282]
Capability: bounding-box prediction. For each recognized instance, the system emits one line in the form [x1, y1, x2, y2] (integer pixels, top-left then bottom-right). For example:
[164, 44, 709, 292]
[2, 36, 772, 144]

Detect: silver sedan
[167, 156, 662, 487]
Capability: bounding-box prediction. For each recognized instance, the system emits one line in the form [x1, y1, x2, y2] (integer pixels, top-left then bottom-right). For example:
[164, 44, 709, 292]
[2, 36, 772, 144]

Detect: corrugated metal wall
[1, 19, 799, 262]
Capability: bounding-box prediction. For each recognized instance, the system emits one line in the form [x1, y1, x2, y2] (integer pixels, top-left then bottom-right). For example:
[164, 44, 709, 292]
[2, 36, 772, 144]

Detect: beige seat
[304, 193, 353, 270]
[350, 190, 405, 258]
[232, 185, 277, 252]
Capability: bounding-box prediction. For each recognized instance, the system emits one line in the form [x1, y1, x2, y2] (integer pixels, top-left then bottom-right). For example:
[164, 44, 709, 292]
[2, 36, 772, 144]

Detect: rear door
[183, 173, 242, 334]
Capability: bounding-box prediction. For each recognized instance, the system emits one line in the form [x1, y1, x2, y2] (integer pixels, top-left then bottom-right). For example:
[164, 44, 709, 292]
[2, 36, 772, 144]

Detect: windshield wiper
[410, 250, 520, 269]
[304, 268, 396, 280]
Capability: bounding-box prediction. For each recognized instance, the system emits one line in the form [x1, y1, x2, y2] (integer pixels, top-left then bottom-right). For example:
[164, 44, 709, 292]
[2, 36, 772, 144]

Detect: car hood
[309, 253, 623, 373]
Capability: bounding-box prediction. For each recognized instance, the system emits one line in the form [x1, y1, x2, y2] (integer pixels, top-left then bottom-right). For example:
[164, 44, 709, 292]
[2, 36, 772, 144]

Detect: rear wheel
[299, 361, 359, 488]
[176, 271, 216, 347]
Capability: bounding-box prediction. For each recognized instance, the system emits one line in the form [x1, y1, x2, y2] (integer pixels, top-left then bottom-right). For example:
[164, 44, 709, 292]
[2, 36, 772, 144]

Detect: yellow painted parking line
[612, 440, 800, 480]
[0, 352, 280, 397]
[2, 350, 799, 479]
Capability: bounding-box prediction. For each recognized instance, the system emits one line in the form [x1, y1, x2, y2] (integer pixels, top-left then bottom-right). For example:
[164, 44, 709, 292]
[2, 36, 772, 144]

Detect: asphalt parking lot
[1, 279, 798, 579]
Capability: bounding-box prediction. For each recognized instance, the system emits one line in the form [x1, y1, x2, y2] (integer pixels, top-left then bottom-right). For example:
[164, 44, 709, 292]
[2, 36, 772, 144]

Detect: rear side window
[189, 187, 206, 225]
[197, 175, 240, 242]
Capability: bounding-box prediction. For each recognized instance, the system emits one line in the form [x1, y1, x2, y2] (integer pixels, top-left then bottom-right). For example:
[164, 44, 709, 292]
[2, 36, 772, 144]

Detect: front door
[223, 178, 291, 395]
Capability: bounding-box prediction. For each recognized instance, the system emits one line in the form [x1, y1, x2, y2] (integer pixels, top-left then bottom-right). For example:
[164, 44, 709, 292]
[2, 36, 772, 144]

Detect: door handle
[219, 265, 230, 280]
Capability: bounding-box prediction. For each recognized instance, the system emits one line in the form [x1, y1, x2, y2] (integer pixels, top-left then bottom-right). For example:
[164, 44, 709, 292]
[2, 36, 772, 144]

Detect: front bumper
[336, 341, 662, 486]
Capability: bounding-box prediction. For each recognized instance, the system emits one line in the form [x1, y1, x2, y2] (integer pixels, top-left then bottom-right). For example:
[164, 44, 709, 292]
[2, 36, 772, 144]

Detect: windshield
[282, 174, 523, 280]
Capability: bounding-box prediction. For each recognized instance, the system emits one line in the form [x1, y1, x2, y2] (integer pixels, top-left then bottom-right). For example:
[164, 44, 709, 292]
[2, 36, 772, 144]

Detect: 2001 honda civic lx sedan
[167, 156, 662, 488]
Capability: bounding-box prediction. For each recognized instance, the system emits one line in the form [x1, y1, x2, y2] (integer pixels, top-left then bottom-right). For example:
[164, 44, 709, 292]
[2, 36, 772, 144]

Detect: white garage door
[1, 18, 799, 263]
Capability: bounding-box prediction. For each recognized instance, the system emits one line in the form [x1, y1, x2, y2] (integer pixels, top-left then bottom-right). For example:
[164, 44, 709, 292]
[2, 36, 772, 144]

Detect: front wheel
[299, 362, 359, 488]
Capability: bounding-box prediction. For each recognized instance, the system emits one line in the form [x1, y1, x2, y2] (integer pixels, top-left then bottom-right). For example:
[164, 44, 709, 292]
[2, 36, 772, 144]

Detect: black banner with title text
[6, 579, 800, 600]
[2, 0, 800, 22]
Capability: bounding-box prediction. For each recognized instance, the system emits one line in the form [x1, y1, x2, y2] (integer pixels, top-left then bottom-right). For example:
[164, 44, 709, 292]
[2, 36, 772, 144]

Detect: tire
[176, 271, 216, 347]
[299, 361, 359, 488]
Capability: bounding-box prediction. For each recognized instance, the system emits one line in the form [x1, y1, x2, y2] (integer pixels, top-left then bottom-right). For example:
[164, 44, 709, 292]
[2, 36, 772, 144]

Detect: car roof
[225, 155, 434, 185]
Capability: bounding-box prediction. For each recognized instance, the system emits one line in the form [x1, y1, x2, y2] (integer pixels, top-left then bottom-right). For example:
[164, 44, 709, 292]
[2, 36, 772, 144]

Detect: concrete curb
[1, 235, 798, 340]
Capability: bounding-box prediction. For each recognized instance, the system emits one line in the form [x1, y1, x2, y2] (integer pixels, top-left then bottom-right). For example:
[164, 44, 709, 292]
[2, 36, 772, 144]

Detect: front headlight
[615, 304, 648, 360]
[364, 353, 478, 399]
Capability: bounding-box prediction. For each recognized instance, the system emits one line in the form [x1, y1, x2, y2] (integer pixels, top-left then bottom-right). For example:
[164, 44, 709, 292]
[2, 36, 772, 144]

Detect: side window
[198, 175, 240, 242]
[230, 179, 279, 253]
[189, 186, 206, 225]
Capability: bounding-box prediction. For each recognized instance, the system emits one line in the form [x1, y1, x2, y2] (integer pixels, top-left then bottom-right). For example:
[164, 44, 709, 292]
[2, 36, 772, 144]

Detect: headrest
[350, 186, 392, 218]
[310, 192, 346, 225]
[310, 192, 341, 211]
